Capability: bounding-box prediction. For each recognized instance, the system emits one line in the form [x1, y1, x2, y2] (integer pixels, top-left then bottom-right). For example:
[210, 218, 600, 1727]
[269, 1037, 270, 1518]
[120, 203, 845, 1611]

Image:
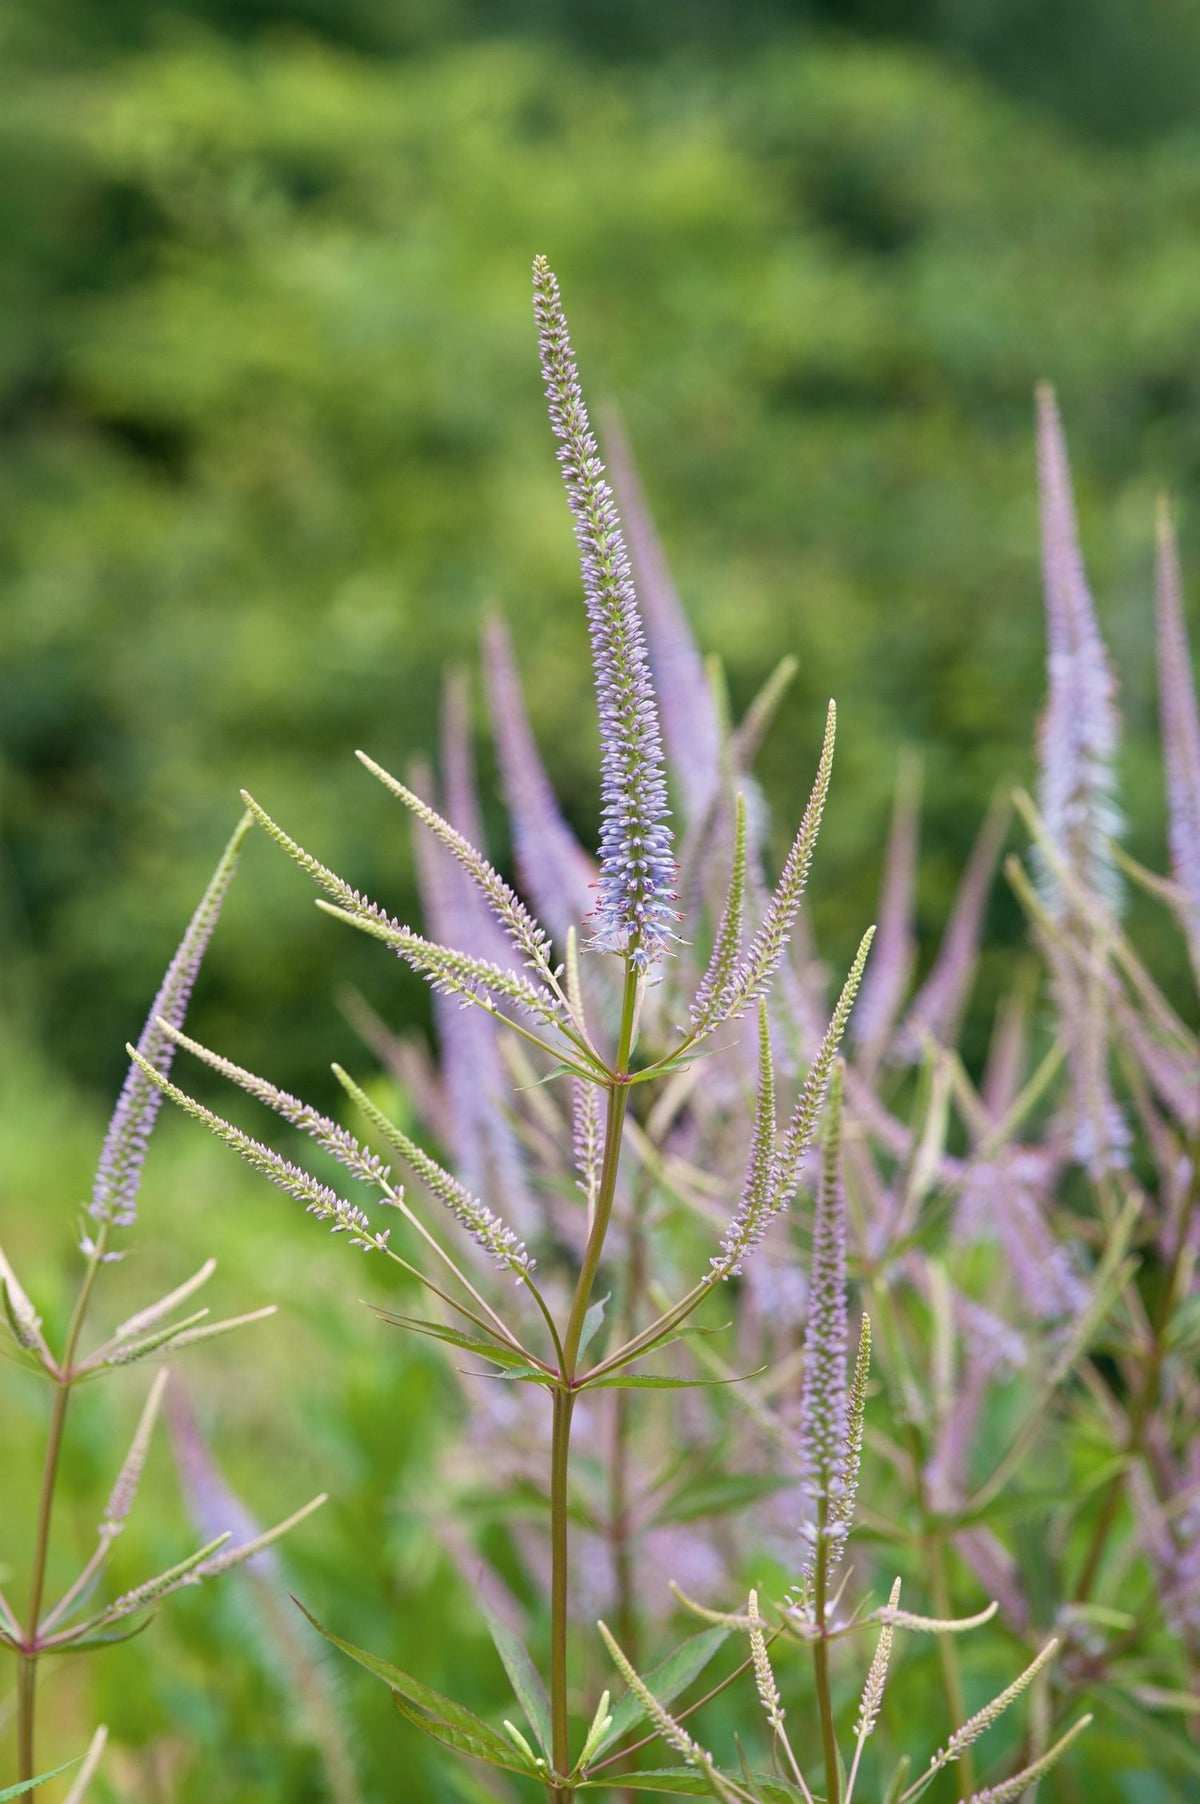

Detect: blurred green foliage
[3, 2, 1200, 1103]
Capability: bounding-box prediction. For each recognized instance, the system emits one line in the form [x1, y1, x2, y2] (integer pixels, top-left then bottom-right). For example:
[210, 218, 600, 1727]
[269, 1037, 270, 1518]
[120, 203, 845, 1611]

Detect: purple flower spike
[89, 812, 251, 1234]
[603, 408, 722, 825]
[482, 613, 597, 942]
[169, 1388, 268, 1573]
[1035, 384, 1123, 915]
[532, 256, 678, 971]
[1155, 501, 1200, 927]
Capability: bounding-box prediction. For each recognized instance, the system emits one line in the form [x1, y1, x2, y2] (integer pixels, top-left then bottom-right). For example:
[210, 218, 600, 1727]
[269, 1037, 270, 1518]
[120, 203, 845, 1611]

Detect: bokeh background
[3, 1, 1200, 1797]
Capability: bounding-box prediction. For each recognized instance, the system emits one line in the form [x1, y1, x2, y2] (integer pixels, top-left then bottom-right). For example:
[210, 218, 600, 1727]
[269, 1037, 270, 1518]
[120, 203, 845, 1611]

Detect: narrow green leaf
[51, 1616, 157, 1654]
[0, 1762, 82, 1799]
[582, 1370, 762, 1393]
[580, 1770, 801, 1800]
[491, 1365, 560, 1386]
[627, 1054, 703, 1084]
[578, 1294, 610, 1363]
[585, 1318, 734, 1387]
[882, 1755, 911, 1804]
[478, 1598, 553, 1759]
[391, 1693, 543, 1778]
[592, 1627, 729, 1757]
[579, 1771, 711, 1796]
[294, 1596, 520, 1762]
[367, 1310, 542, 1371]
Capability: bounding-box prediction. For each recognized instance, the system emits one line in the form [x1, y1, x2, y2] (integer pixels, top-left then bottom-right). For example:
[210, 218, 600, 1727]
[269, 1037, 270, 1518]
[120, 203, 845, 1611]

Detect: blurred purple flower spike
[482, 612, 597, 943]
[1034, 384, 1122, 915]
[1155, 501, 1200, 939]
[603, 407, 723, 826]
[409, 745, 534, 1230]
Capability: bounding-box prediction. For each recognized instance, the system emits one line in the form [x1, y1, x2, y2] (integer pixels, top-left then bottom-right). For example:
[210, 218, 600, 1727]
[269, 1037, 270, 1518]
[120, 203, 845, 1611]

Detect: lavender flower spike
[1034, 384, 1122, 915]
[532, 255, 678, 970]
[1155, 499, 1200, 926]
[90, 811, 252, 1234]
[483, 613, 597, 942]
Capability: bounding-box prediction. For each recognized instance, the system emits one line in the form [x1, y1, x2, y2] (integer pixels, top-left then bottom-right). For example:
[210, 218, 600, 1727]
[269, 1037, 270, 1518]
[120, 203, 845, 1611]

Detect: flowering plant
[8, 258, 1199, 1801]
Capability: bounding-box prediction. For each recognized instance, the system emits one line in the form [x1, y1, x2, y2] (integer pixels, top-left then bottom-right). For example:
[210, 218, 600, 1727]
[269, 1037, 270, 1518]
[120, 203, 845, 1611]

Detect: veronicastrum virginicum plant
[1, 816, 326, 1801]
[131, 258, 1099, 1803]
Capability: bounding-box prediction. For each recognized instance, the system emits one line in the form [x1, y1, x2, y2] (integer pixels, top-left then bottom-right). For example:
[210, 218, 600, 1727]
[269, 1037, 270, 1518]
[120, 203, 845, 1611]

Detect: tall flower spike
[1034, 384, 1122, 916]
[1155, 500, 1200, 928]
[482, 613, 597, 942]
[796, 1064, 851, 1585]
[89, 811, 251, 1233]
[532, 255, 677, 970]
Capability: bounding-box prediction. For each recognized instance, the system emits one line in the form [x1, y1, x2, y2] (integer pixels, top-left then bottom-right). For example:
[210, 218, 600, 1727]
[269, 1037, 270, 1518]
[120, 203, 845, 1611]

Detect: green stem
[549, 1386, 577, 1796]
[812, 1502, 841, 1804]
[18, 1233, 107, 1790]
[610, 1175, 652, 1804]
[561, 966, 639, 1381]
[547, 961, 640, 1798]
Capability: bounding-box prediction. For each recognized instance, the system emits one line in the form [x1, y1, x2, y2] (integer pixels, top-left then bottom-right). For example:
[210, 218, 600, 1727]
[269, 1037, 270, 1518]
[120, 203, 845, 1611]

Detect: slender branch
[562, 966, 640, 1380]
[812, 1499, 842, 1804]
[550, 1386, 577, 1796]
[18, 1227, 109, 1788]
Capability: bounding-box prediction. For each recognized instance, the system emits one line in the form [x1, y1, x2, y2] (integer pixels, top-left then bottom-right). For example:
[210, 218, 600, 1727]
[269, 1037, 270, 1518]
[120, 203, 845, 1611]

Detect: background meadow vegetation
[2, 1, 1199, 1798]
